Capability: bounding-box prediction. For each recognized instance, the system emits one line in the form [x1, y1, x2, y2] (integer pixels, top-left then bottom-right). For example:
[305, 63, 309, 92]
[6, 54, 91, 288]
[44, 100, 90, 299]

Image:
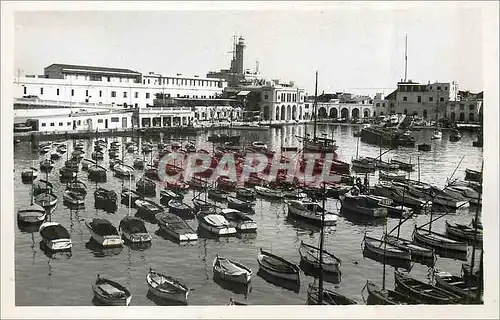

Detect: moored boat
[135, 198, 164, 217]
[221, 208, 257, 233]
[257, 248, 300, 282]
[34, 190, 58, 209]
[39, 221, 72, 251]
[167, 199, 194, 218]
[146, 268, 189, 304]
[114, 163, 135, 178]
[394, 270, 460, 304]
[363, 234, 411, 261]
[365, 280, 419, 305]
[155, 213, 198, 242]
[299, 241, 341, 274]
[121, 188, 143, 207]
[81, 159, 97, 171]
[383, 234, 434, 260]
[412, 227, 467, 253]
[160, 189, 183, 205]
[307, 283, 357, 305]
[340, 194, 387, 219]
[208, 188, 229, 201]
[94, 187, 117, 205]
[63, 189, 85, 206]
[136, 176, 156, 197]
[465, 168, 482, 183]
[254, 186, 283, 199]
[88, 164, 107, 182]
[59, 166, 77, 179]
[286, 200, 338, 226]
[17, 203, 46, 225]
[197, 212, 236, 236]
[119, 216, 152, 243]
[92, 275, 132, 306]
[227, 196, 253, 211]
[434, 271, 481, 303]
[445, 221, 483, 242]
[21, 167, 38, 182]
[213, 254, 252, 284]
[379, 171, 406, 182]
[85, 218, 123, 247]
[39, 159, 55, 171]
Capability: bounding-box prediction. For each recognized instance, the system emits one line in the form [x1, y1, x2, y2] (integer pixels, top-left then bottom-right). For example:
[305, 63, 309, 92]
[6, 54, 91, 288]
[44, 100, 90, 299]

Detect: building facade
[303, 93, 374, 121]
[445, 90, 483, 123]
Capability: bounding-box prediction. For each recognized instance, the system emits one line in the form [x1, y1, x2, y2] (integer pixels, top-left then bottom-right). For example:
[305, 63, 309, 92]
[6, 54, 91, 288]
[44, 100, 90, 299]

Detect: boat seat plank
[463, 287, 477, 291]
[448, 281, 465, 285]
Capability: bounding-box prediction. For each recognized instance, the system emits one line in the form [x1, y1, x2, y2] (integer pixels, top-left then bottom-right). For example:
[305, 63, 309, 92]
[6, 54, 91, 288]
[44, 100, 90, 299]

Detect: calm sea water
[14, 124, 483, 306]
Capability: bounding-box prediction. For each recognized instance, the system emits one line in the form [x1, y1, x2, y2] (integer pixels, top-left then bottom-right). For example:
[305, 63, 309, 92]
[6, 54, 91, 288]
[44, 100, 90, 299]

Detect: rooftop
[45, 63, 141, 75]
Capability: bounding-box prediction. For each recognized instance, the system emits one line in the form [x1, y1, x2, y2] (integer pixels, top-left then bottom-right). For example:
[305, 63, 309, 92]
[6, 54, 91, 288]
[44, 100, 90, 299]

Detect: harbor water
[14, 124, 483, 306]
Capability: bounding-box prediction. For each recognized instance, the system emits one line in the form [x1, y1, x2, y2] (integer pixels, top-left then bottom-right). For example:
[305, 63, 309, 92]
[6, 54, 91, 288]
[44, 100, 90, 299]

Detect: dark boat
[33, 179, 53, 196]
[21, 167, 38, 183]
[91, 151, 104, 160]
[136, 176, 156, 197]
[67, 180, 87, 196]
[445, 220, 483, 242]
[94, 187, 117, 205]
[50, 152, 62, 160]
[227, 196, 253, 211]
[65, 159, 80, 171]
[434, 271, 482, 303]
[363, 234, 411, 262]
[88, 165, 107, 182]
[365, 280, 420, 305]
[34, 190, 58, 209]
[121, 188, 143, 207]
[144, 166, 159, 180]
[135, 199, 164, 217]
[188, 176, 206, 189]
[299, 241, 341, 274]
[465, 168, 481, 183]
[208, 188, 229, 201]
[192, 199, 217, 214]
[394, 270, 460, 304]
[417, 143, 431, 151]
[412, 227, 467, 253]
[160, 189, 183, 205]
[235, 187, 256, 200]
[63, 189, 85, 207]
[85, 218, 122, 247]
[390, 159, 415, 171]
[81, 159, 97, 171]
[155, 213, 198, 242]
[217, 176, 237, 191]
[133, 158, 145, 170]
[257, 248, 300, 282]
[92, 275, 132, 306]
[119, 216, 152, 243]
[207, 134, 240, 143]
[306, 283, 357, 305]
[449, 129, 462, 142]
[39, 159, 55, 171]
[167, 199, 194, 218]
[383, 234, 434, 260]
[17, 203, 46, 225]
[59, 166, 77, 180]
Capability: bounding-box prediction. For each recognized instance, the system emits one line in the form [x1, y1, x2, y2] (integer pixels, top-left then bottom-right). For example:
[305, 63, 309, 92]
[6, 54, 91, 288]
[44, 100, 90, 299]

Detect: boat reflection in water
[123, 240, 152, 251]
[94, 202, 117, 214]
[85, 239, 123, 258]
[256, 269, 300, 294]
[17, 220, 44, 234]
[342, 213, 387, 227]
[213, 273, 252, 296]
[146, 290, 188, 306]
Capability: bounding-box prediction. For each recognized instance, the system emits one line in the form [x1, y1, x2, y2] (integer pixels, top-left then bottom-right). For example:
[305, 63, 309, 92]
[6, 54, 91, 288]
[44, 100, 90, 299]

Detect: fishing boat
[235, 187, 256, 200]
[434, 271, 481, 303]
[390, 160, 415, 171]
[442, 185, 481, 205]
[39, 221, 72, 251]
[197, 212, 236, 236]
[91, 151, 104, 160]
[252, 141, 268, 150]
[167, 199, 195, 218]
[418, 143, 431, 151]
[207, 133, 241, 144]
[81, 159, 97, 171]
[119, 216, 152, 243]
[160, 189, 183, 205]
[94, 187, 117, 206]
[394, 270, 460, 304]
[133, 158, 145, 169]
[17, 203, 46, 225]
[146, 268, 189, 304]
[340, 194, 387, 219]
[88, 165, 107, 182]
[136, 176, 156, 197]
[351, 157, 376, 170]
[227, 196, 253, 211]
[365, 280, 419, 305]
[307, 283, 357, 305]
[114, 163, 135, 178]
[379, 171, 406, 182]
[135, 198, 164, 217]
[283, 190, 308, 200]
[39, 159, 55, 171]
[465, 169, 482, 183]
[65, 159, 80, 171]
[208, 188, 229, 201]
[92, 275, 132, 306]
[33, 179, 53, 196]
[192, 199, 217, 214]
[432, 194, 469, 209]
[366, 157, 400, 170]
[121, 188, 143, 207]
[445, 221, 483, 242]
[449, 129, 462, 142]
[299, 241, 341, 274]
[257, 248, 300, 282]
[34, 190, 58, 209]
[213, 254, 252, 284]
[63, 189, 85, 206]
[59, 166, 77, 179]
[40, 145, 51, 154]
[412, 227, 467, 253]
[221, 208, 257, 232]
[217, 176, 237, 191]
[383, 234, 434, 260]
[155, 213, 198, 242]
[254, 186, 283, 199]
[85, 218, 122, 247]
[21, 167, 38, 182]
[363, 234, 411, 261]
[165, 181, 190, 193]
[286, 200, 337, 226]
[50, 152, 62, 160]
[431, 129, 442, 140]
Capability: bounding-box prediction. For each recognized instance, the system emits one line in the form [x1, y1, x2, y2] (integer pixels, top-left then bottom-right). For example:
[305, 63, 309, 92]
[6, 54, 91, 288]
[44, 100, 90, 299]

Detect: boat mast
[355, 134, 360, 160]
[469, 161, 483, 302]
[313, 71, 318, 141]
[382, 216, 387, 290]
[318, 181, 326, 304]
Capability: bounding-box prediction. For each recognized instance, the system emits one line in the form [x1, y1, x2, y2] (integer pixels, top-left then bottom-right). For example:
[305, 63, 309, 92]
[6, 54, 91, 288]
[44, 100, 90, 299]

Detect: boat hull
[287, 205, 337, 226]
[412, 228, 467, 253]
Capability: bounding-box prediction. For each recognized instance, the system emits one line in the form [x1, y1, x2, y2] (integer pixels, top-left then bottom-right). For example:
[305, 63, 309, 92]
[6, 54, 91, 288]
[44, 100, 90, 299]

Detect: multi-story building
[303, 92, 374, 121]
[445, 90, 483, 123]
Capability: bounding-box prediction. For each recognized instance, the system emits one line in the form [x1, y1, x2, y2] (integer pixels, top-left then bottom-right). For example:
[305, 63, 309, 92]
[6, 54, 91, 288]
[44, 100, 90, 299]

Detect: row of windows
[401, 96, 445, 102]
[41, 121, 72, 127]
[277, 92, 298, 103]
[143, 77, 221, 88]
[41, 117, 125, 127]
[398, 85, 448, 92]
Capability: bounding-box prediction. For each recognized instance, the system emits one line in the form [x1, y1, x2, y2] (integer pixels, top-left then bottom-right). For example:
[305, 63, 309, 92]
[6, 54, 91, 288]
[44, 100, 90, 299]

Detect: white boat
[155, 213, 198, 242]
[39, 221, 72, 251]
[213, 254, 252, 284]
[432, 195, 469, 209]
[363, 234, 411, 261]
[443, 185, 481, 205]
[85, 218, 123, 247]
[146, 269, 189, 304]
[63, 190, 85, 206]
[92, 275, 132, 306]
[127, 145, 138, 153]
[383, 234, 434, 260]
[252, 141, 268, 150]
[40, 145, 51, 154]
[113, 163, 135, 178]
[379, 171, 406, 182]
[119, 216, 152, 243]
[412, 227, 467, 253]
[299, 241, 341, 274]
[286, 200, 338, 226]
[221, 208, 257, 232]
[257, 248, 300, 282]
[34, 190, 58, 209]
[431, 129, 443, 140]
[254, 186, 283, 199]
[197, 213, 236, 236]
[17, 203, 46, 224]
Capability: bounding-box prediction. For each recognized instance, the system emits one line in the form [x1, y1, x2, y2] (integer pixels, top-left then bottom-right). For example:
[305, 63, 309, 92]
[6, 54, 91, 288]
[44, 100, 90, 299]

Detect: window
[23, 87, 27, 94]
[146, 93, 150, 99]
[460, 104, 465, 110]
[99, 90, 102, 97]
[71, 89, 74, 96]
[106, 76, 110, 82]
[437, 86, 441, 90]
[445, 86, 448, 90]
[86, 90, 89, 97]
[77, 120, 81, 125]
[40, 87, 44, 95]
[67, 122, 71, 126]
[135, 92, 138, 98]
[50, 123, 55, 127]
[417, 96, 421, 102]
[58, 122, 63, 126]
[123, 92, 127, 98]
[264, 94, 269, 100]
[376, 103, 380, 107]
[429, 97, 433, 102]
[110, 117, 119, 123]
[469, 104, 475, 110]
[119, 77, 122, 83]
[111, 91, 116, 97]
[147, 79, 150, 84]
[97, 119, 103, 124]
[166, 78, 169, 85]
[382, 103, 386, 107]
[403, 96, 407, 101]
[57, 88, 60, 96]
[440, 97, 444, 102]
[41, 123, 46, 127]
[134, 103, 138, 108]
[143, 80, 145, 84]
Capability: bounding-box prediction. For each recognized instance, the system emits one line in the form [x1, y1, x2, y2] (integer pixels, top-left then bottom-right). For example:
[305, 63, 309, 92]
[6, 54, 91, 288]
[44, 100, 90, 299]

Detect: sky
[13, 2, 489, 96]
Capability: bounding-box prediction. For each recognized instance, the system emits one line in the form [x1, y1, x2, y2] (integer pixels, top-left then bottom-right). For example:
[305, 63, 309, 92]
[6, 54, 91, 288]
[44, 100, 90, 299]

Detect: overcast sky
[14, 2, 489, 96]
